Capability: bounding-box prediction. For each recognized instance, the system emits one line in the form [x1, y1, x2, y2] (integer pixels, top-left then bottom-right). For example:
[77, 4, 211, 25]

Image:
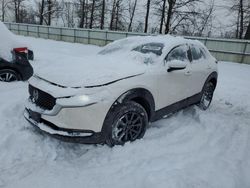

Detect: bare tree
[127, 0, 138, 32]
[89, 0, 95, 28]
[197, 0, 214, 36]
[159, 0, 167, 34]
[239, 0, 245, 39]
[245, 20, 250, 39]
[230, 0, 249, 39]
[79, 0, 85, 28]
[1, 0, 12, 21]
[114, 0, 120, 30]
[165, 0, 176, 34]
[39, 0, 45, 25]
[144, 0, 151, 33]
[11, 0, 25, 23]
[62, 2, 76, 27]
[100, 0, 105, 29]
[109, 0, 123, 30]
[109, 0, 116, 30]
[47, 0, 52, 25]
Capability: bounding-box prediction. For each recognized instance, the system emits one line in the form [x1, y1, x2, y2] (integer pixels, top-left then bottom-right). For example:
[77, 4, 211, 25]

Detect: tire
[198, 82, 215, 110]
[103, 101, 148, 146]
[0, 69, 20, 82]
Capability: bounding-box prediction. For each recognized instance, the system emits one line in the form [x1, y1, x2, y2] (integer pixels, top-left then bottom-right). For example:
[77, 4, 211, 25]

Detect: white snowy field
[0, 36, 250, 188]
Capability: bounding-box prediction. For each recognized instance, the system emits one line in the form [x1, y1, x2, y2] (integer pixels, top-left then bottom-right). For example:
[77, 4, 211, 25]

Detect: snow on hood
[34, 35, 192, 88]
[35, 52, 149, 88]
[0, 22, 28, 61]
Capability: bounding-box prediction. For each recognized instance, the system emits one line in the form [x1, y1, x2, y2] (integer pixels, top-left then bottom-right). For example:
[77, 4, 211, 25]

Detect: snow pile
[0, 22, 27, 61]
[0, 36, 250, 188]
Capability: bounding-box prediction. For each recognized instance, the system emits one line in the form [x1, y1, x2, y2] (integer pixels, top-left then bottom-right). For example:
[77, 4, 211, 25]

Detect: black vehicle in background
[0, 48, 34, 82]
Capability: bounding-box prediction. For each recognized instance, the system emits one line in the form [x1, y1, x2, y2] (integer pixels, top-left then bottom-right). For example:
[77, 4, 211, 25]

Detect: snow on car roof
[98, 35, 196, 55]
[0, 21, 27, 61]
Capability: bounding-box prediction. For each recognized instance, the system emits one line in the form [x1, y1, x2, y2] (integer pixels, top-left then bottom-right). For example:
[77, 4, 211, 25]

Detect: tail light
[13, 47, 28, 54]
[12, 47, 30, 65]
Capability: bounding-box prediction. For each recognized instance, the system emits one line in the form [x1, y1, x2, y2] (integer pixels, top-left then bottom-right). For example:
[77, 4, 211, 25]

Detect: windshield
[133, 43, 164, 56]
[99, 39, 164, 56]
[98, 39, 132, 55]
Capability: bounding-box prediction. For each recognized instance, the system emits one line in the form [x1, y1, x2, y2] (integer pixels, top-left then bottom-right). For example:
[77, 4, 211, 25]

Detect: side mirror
[167, 60, 187, 72]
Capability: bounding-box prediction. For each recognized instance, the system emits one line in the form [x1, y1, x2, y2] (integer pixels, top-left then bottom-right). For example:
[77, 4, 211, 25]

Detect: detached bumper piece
[24, 108, 104, 144]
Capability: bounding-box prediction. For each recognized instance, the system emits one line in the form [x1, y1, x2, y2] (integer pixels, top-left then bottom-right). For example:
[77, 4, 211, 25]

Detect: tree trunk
[165, 0, 175, 34]
[115, 1, 119, 30]
[109, 0, 116, 30]
[128, 0, 137, 32]
[17, 1, 20, 23]
[79, 0, 85, 28]
[89, 0, 95, 29]
[144, 0, 150, 33]
[14, 1, 18, 22]
[239, 0, 244, 39]
[39, 0, 45, 25]
[245, 20, 250, 39]
[160, 0, 166, 34]
[236, 6, 240, 38]
[1, 0, 5, 22]
[85, 0, 89, 28]
[47, 0, 52, 26]
[100, 0, 105, 29]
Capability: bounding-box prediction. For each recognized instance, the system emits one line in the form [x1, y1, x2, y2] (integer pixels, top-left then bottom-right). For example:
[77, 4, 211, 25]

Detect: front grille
[29, 85, 56, 110]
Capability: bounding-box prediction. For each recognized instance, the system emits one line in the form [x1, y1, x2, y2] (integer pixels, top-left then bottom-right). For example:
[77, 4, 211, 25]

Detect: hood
[34, 53, 147, 88]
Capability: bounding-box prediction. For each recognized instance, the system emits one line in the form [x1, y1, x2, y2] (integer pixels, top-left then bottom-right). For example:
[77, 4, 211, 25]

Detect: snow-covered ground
[0, 36, 250, 188]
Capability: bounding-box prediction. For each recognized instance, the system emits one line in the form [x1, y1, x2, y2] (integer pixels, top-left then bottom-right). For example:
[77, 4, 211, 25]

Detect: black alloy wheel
[105, 101, 148, 146]
[0, 69, 20, 82]
[112, 111, 144, 143]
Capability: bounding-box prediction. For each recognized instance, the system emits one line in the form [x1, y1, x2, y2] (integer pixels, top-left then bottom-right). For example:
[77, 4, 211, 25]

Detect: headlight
[56, 89, 111, 108]
[56, 94, 96, 107]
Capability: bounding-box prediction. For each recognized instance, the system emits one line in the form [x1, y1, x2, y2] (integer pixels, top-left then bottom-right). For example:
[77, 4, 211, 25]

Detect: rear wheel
[0, 69, 20, 82]
[199, 82, 215, 110]
[104, 101, 148, 146]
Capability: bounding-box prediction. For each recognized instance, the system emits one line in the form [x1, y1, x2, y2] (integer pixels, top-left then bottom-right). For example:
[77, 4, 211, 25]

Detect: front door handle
[185, 71, 192, 76]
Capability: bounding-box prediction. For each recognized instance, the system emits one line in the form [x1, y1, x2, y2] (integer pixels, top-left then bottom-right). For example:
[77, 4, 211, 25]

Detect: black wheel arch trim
[203, 71, 218, 90]
[101, 88, 155, 138]
[115, 88, 155, 122]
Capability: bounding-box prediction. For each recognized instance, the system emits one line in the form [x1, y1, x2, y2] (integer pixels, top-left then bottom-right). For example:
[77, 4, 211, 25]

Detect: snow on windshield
[98, 38, 133, 55]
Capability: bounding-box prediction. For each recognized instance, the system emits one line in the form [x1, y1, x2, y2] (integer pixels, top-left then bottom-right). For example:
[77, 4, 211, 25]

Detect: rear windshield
[133, 43, 164, 56]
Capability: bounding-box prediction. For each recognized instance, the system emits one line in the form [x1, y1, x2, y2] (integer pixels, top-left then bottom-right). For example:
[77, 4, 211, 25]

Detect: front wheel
[198, 82, 215, 110]
[0, 69, 20, 82]
[104, 101, 148, 146]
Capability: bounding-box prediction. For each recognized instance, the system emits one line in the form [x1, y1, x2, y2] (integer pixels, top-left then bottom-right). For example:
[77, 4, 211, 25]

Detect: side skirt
[151, 93, 202, 122]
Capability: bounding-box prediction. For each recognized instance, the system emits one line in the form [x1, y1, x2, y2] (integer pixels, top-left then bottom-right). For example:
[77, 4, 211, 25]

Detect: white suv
[24, 35, 218, 146]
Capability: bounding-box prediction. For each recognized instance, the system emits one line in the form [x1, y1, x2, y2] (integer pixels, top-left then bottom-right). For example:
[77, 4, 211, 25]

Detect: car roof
[100, 35, 204, 55]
